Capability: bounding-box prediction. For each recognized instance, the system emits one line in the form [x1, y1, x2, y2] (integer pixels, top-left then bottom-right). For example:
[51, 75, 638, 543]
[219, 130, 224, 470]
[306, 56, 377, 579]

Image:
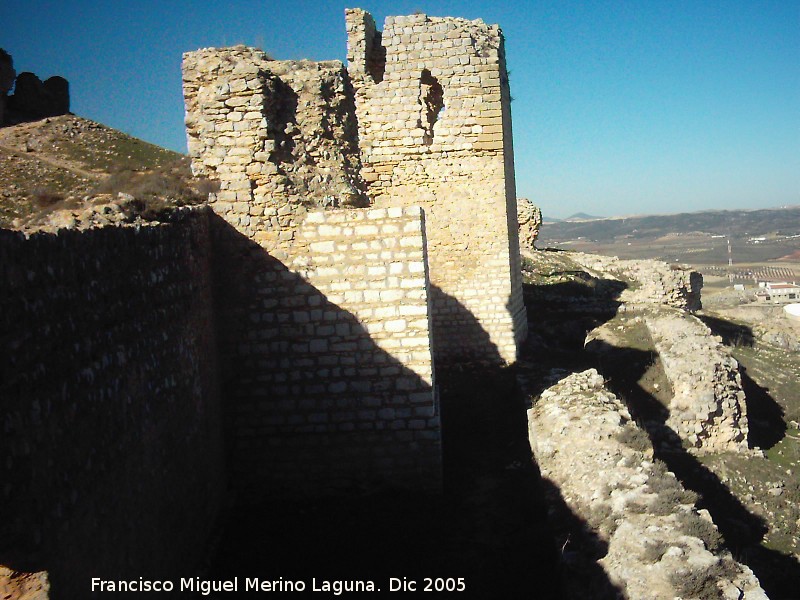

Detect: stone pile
[528, 369, 766, 599]
[645, 310, 749, 452]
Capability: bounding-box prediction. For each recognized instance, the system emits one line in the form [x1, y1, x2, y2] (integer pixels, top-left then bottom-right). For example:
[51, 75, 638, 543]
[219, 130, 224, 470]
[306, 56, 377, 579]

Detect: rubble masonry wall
[528, 369, 764, 599]
[645, 310, 749, 452]
[0, 211, 224, 595]
[346, 9, 526, 365]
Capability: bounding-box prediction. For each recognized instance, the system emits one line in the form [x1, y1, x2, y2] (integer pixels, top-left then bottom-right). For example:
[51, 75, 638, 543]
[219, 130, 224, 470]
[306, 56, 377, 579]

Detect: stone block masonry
[0, 210, 224, 596]
[212, 206, 441, 496]
[346, 9, 527, 365]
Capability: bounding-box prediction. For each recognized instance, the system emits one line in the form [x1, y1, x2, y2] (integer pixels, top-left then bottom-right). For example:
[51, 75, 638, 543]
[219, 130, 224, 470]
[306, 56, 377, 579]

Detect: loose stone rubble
[528, 369, 766, 599]
[645, 310, 749, 452]
[0, 568, 49, 600]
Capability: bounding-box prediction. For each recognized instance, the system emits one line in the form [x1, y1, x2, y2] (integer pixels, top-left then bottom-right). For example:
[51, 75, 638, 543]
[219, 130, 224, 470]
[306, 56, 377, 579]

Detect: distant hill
[539, 207, 800, 245]
[564, 212, 602, 221]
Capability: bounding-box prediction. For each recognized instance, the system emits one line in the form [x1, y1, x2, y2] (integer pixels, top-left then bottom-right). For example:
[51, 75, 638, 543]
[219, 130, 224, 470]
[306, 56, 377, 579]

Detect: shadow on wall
[520, 270, 628, 597]
[209, 253, 570, 597]
[209, 214, 441, 498]
[0, 215, 224, 599]
[428, 284, 503, 368]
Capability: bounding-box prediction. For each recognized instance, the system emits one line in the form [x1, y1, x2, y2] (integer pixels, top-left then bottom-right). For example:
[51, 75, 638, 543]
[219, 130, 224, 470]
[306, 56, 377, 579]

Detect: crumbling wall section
[182, 47, 367, 252]
[346, 10, 526, 366]
[0, 210, 224, 595]
[212, 207, 441, 495]
[570, 252, 703, 311]
[528, 369, 765, 599]
[645, 310, 749, 452]
[183, 45, 442, 495]
[517, 197, 542, 250]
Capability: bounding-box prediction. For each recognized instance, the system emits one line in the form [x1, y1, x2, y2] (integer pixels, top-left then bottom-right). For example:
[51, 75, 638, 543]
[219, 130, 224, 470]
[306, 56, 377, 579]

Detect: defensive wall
[1, 8, 526, 594]
[0, 211, 224, 597]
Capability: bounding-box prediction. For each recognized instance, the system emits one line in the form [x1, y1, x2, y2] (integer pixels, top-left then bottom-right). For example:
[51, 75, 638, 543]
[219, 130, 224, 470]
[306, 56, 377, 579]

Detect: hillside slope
[540, 207, 800, 244]
[0, 115, 207, 229]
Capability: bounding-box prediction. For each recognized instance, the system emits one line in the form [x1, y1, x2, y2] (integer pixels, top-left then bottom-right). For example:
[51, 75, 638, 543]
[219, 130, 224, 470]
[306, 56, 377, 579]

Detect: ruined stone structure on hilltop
[346, 9, 527, 365]
[517, 198, 542, 250]
[0, 49, 70, 126]
[181, 9, 527, 494]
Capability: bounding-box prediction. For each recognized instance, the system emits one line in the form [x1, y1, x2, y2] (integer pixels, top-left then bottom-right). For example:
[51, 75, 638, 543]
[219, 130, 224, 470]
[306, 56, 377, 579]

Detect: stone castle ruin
[179, 9, 527, 496]
[2, 10, 526, 594]
[1, 8, 765, 598]
[0, 49, 70, 126]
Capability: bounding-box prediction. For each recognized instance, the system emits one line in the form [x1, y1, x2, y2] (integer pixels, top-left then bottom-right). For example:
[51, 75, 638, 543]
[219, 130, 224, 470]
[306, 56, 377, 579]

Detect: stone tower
[346, 9, 527, 365]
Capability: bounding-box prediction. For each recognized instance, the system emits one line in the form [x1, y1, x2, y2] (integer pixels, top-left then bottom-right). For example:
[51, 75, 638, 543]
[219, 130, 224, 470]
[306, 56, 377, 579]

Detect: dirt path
[0, 141, 105, 182]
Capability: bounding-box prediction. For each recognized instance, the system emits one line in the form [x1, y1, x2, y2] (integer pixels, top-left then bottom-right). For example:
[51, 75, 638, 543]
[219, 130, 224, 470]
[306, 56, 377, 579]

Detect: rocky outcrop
[517, 197, 542, 250]
[645, 310, 749, 452]
[528, 369, 766, 599]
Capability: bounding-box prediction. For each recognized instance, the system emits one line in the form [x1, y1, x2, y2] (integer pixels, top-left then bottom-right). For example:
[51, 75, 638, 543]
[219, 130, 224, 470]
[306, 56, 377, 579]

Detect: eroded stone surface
[645, 309, 749, 452]
[570, 252, 703, 311]
[528, 369, 766, 599]
[517, 198, 542, 250]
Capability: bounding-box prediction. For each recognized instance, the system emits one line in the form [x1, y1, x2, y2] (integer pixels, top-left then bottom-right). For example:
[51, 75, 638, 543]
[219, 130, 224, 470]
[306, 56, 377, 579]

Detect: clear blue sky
[2, 0, 798, 219]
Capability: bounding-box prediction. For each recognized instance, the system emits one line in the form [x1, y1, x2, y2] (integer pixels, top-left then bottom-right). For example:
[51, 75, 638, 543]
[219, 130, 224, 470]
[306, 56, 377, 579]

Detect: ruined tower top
[345, 9, 509, 161]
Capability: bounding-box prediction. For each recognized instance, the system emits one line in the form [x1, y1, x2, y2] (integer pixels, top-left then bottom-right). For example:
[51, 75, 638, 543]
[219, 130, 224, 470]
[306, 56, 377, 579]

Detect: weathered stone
[528, 369, 765, 599]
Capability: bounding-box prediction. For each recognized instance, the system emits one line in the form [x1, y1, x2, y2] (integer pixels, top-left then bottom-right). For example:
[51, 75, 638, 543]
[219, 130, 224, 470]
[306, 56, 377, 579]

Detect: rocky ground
[519, 248, 800, 598]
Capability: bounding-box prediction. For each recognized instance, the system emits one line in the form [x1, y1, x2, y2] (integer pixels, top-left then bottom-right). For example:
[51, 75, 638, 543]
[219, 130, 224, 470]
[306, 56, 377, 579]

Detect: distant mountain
[565, 212, 602, 221]
[538, 207, 800, 244]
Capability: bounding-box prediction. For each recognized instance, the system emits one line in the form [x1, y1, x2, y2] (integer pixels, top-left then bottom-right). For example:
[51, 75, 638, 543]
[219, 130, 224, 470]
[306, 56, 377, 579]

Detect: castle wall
[0, 210, 224, 594]
[645, 310, 749, 452]
[346, 10, 527, 365]
[183, 46, 442, 494]
[212, 207, 441, 496]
